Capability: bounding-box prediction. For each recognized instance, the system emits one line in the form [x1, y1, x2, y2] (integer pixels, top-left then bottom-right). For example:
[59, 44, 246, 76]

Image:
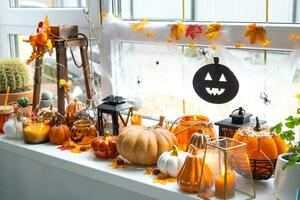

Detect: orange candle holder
[131, 114, 142, 125]
[171, 115, 216, 151]
[198, 138, 256, 200]
[0, 106, 14, 134]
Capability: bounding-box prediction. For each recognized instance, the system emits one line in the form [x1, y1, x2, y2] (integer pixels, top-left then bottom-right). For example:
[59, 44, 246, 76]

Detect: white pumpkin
[3, 116, 24, 140]
[157, 145, 187, 177]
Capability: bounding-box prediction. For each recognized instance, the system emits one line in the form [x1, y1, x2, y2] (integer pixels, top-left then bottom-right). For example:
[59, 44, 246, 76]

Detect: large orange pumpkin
[233, 125, 287, 160]
[171, 115, 216, 151]
[177, 144, 214, 193]
[49, 124, 70, 145]
[65, 99, 85, 122]
[116, 124, 177, 165]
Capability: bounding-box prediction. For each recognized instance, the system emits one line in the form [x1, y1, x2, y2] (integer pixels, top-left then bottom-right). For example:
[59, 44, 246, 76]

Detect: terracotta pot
[0, 90, 33, 105]
[274, 153, 300, 200]
[14, 105, 32, 118]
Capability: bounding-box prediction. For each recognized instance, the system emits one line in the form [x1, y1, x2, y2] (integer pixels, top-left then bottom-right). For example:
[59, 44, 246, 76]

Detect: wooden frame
[32, 26, 93, 115]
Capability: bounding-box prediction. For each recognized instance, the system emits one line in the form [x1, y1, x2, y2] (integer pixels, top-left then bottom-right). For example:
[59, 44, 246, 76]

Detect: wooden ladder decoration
[32, 25, 93, 115]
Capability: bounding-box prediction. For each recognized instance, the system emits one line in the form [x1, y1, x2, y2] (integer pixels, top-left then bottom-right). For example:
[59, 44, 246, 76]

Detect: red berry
[38, 21, 44, 28]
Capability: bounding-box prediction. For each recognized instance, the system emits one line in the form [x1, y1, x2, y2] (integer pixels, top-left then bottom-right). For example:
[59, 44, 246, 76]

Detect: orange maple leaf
[244, 23, 267, 45]
[205, 23, 222, 41]
[170, 21, 186, 41]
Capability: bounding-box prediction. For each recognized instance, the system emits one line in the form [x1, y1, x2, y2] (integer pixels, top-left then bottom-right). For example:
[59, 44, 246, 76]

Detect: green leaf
[285, 121, 295, 129]
[286, 116, 294, 121]
[282, 155, 300, 170]
[280, 134, 286, 140]
[270, 123, 283, 134]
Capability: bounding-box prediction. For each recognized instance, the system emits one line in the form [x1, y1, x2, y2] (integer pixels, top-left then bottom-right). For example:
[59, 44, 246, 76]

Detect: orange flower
[244, 23, 267, 45]
[146, 31, 154, 38]
[205, 23, 222, 41]
[170, 21, 186, 41]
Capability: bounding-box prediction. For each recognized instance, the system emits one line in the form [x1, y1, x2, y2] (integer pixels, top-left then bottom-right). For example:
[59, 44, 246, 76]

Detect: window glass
[10, 0, 86, 8]
[119, 0, 300, 23]
[114, 43, 299, 121]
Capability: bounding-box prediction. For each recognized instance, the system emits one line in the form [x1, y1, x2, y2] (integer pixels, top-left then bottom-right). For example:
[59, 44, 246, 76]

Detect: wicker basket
[231, 155, 277, 180]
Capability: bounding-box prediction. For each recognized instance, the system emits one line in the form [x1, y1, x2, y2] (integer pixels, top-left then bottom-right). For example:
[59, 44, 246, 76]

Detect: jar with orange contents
[171, 115, 216, 151]
[0, 105, 14, 134]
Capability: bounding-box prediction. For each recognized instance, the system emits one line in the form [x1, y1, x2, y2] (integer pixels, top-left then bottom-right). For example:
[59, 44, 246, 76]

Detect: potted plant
[270, 116, 300, 200]
[0, 58, 33, 104]
[40, 91, 55, 108]
[15, 97, 32, 118]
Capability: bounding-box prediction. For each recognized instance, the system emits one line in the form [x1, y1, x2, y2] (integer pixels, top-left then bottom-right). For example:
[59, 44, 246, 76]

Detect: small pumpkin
[187, 130, 211, 151]
[37, 105, 57, 122]
[91, 131, 118, 159]
[3, 114, 24, 139]
[116, 116, 177, 165]
[233, 118, 288, 160]
[177, 144, 214, 193]
[157, 145, 187, 177]
[66, 98, 85, 122]
[49, 124, 70, 145]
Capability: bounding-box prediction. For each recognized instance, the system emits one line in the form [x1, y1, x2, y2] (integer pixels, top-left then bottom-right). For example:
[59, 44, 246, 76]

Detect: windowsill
[0, 135, 275, 200]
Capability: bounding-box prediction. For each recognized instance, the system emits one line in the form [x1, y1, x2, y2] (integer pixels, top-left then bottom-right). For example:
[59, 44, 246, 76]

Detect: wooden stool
[32, 25, 92, 115]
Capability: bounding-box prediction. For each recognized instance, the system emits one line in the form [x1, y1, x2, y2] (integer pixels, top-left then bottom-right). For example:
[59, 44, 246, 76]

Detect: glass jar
[23, 119, 51, 144]
[0, 105, 14, 134]
[70, 119, 97, 145]
[174, 115, 216, 151]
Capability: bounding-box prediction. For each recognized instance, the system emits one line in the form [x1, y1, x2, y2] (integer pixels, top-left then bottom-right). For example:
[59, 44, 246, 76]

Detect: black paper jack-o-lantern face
[193, 57, 239, 104]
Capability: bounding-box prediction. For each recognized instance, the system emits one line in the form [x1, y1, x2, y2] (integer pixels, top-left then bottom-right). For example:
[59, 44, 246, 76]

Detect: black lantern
[215, 107, 266, 138]
[97, 95, 134, 136]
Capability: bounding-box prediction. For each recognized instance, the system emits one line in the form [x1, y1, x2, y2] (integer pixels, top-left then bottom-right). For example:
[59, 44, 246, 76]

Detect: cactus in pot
[40, 91, 55, 108]
[15, 97, 32, 118]
[0, 58, 33, 104]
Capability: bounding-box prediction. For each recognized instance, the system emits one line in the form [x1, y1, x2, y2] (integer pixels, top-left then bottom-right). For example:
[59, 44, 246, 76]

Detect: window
[0, 0, 101, 104]
[100, 0, 300, 123]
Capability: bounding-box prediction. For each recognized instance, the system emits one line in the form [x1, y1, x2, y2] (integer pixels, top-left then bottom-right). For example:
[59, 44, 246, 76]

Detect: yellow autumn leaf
[131, 18, 148, 32]
[244, 23, 267, 45]
[235, 42, 243, 48]
[205, 23, 222, 41]
[289, 33, 300, 40]
[170, 21, 186, 41]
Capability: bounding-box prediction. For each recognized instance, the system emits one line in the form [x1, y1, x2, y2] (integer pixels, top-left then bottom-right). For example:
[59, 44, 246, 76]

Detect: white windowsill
[0, 135, 275, 200]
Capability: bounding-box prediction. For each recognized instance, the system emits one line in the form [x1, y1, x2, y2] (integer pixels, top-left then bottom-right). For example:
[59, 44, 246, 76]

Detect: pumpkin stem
[157, 115, 165, 127]
[188, 144, 198, 155]
[254, 117, 262, 131]
[103, 130, 110, 139]
[171, 145, 179, 157]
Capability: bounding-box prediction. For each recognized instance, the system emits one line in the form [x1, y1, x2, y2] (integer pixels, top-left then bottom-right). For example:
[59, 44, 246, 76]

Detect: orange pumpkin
[49, 124, 70, 145]
[177, 145, 214, 193]
[233, 125, 287, 160]
[65, 99, 85, 122]
[171, 115, 216, 150]
[91, 131, 118, 159]
[116, 117, 177, 165]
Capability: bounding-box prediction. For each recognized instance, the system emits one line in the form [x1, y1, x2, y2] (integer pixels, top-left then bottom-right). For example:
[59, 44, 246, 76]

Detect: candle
[215, 169, 236, 199]
[23, 123, 50, 144]
[131, 114, 142, 125]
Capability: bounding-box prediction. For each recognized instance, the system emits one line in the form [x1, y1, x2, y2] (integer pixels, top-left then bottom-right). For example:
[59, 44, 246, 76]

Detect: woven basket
[231, 155, 277, 180]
